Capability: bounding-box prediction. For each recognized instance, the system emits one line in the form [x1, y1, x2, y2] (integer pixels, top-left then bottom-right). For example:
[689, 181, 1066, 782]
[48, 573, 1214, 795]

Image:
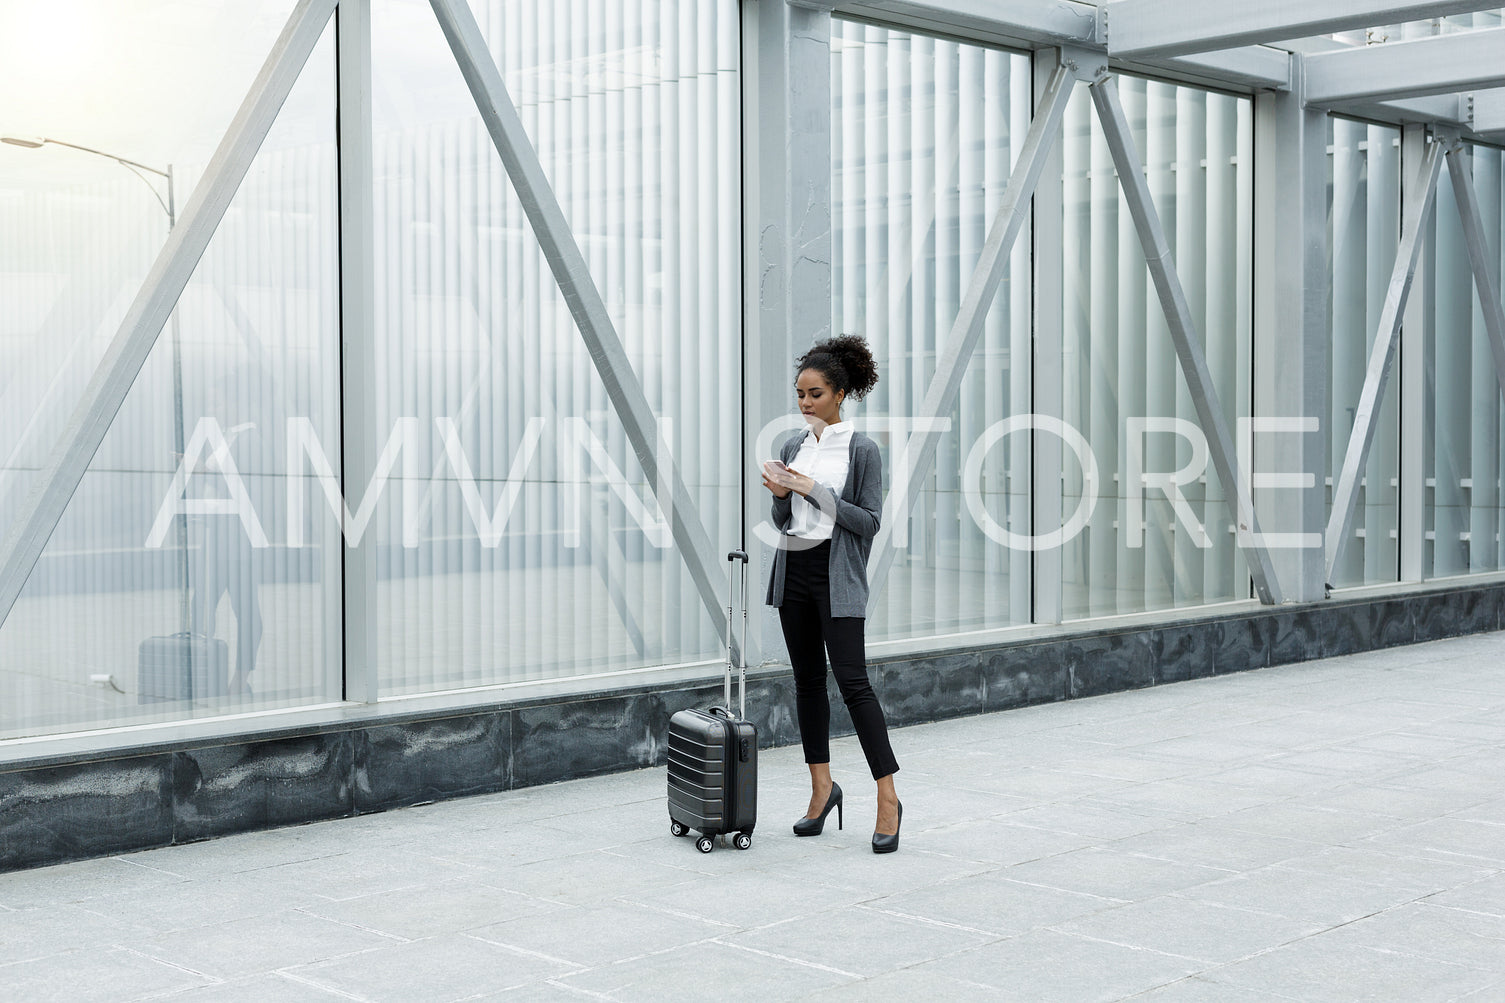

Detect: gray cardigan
[765, 429, 883, 618]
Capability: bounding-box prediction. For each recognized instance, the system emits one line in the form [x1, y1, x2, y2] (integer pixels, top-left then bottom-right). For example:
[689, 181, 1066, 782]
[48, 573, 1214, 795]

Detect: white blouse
[787, 421, 854, 540]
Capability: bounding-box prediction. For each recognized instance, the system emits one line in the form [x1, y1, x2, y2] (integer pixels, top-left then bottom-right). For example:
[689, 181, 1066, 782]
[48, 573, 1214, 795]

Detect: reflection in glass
[0, 24, 340, 738]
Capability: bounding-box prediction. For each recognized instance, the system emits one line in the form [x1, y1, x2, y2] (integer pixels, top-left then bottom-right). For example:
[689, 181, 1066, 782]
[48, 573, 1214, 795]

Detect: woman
[762, 335, 902, 853]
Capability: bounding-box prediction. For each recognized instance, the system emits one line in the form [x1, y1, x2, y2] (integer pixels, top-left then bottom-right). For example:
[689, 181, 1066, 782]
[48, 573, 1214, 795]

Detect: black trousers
[777, 540, 900, 781]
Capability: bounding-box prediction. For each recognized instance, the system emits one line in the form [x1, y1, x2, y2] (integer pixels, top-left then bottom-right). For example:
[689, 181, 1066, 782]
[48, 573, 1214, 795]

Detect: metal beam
[1253, 84, 1329, 602]
[1304, 29, 1505, 106]
[1324, 138, 1445, 580]
[337, 0, 376, 703]
[1089, 75, 1284, 605]
[427, 0, 736, 660]
[1445, 142, 1505, 411]
[0, 0, 338, 633]
[864, 59, 1078, 617]
[834, 0, 1097, 49]
[1105, 1, 1501, 59]
[1473, 88, 1505, 133]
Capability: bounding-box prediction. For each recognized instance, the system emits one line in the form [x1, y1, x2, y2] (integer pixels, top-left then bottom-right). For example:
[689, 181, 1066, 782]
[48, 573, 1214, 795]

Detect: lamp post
[3, 135, 191, 634]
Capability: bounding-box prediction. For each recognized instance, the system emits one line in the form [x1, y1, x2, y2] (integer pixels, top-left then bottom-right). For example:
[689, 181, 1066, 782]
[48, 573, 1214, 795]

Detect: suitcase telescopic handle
[725, 550, 749, 718]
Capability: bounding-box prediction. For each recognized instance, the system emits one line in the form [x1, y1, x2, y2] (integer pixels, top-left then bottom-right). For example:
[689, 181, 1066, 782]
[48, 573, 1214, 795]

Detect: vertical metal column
[1089, 75, 1285, 605]
[1032, 49, 1069, 626]
[1253, 80, 1328, 601]
[0, 0, 339, 633]
[743, 0, 834, 664]
[337, 0, 376, 702]
[1399, 125, 1434, 583]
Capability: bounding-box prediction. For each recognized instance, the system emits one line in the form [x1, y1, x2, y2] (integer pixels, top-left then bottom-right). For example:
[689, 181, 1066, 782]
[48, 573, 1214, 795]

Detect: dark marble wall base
[3, 580, 1502, 873]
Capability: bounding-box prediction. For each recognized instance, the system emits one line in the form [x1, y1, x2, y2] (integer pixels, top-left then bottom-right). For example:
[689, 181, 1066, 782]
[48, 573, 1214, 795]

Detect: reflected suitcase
[667, 549, 757, 853]
[138, 632, 229, 703]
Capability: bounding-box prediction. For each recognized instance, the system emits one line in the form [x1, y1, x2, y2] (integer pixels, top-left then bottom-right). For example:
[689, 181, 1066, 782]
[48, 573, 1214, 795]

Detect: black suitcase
[138, 632, 229, 703]
[667, 549, 756, 853]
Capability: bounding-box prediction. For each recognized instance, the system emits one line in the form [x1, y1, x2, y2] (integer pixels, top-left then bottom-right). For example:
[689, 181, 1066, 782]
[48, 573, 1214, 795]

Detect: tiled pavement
[3, 631, 1505, 1000]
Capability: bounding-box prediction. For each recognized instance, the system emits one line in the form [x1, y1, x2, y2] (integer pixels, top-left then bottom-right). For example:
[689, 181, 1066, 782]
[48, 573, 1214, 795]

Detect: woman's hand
[761, 470, 792, 498]
[762, 461, 814, 499]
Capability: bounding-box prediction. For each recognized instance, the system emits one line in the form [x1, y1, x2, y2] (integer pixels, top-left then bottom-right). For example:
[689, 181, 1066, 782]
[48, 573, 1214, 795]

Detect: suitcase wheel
[669, 820, 689, 838]
[734, 832, 752, 850]
[696, 836, 714, 854]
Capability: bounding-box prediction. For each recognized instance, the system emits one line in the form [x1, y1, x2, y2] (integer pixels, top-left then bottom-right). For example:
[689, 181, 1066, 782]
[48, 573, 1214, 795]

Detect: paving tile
[906, 928, 1204, 999]
[131, 907, 399, 981]
[301, 877, 565, 940]
[1274, 844, 1498, 897]
[730, 905, 995, 978]
[1210, 936, 1501, 1002]
[161, 972, 356, 1001]
[1420, 872, 1505, 917]
[1128, 975, 1305, 1001]
[805, 965, 1001, 999]
[1362, 816, 1505, 866]
[553, 938, 854, 999]
[468, 901, 727, 969]
[622, 868, 872, 930]
[0, 901, 150, 965]
[1000, 846, 1232, 901]
[288, 934, 582, 1001]
[1107, 821, 1321, 872]
[1310, 902, 1505, 970]
[1052, 895, 1326, 965]
[894, 817, 1099, 868]
[1180, 865, 1420, 926]
[868, 872, 1122, 938]
[0, 946, 215, 1001]
[0, 856, 187, 909]
[477, 848, 705, 907]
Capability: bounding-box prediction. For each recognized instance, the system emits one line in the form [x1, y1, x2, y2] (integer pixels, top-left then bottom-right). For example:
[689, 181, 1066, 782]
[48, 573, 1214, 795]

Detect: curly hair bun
[796, 334, 879, 402]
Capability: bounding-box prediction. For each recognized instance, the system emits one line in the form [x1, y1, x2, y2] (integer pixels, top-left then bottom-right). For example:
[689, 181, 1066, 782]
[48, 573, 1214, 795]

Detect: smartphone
[765, 459, 790, 473]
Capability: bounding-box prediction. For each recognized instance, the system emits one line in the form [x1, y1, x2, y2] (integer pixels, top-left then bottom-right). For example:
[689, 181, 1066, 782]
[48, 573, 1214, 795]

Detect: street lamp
[3, 134, 191, 634]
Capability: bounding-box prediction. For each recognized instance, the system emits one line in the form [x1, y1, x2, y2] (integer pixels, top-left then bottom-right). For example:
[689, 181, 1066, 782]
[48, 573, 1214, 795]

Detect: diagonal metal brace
[864, 61, 1077, 617]
[0, 0, 339, 634]
[1324, 138, 1444, 581]
[428, 0, 744, 663]
[1089, 75, 1285, 605]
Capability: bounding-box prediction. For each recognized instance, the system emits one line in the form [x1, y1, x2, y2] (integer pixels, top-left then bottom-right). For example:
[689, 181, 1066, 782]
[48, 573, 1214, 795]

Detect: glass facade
[1059, 79, 1253, 618]
[831, 23, 1033, 641]
[3, 3, 1505, 746]
[1426, 143, 1505, 579]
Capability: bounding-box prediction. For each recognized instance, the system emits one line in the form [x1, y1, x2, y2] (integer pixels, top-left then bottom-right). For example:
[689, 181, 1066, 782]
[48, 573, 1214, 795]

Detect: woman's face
[796, 368, 844, 428]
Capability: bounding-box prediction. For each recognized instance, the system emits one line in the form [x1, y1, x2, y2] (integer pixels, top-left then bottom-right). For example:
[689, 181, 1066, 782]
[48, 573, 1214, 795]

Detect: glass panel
[1426, 143, 1505, 578]
[1327, 118, 1401, 588]
[830, 21, 1033, 641]
[369, 0, 741, 694]
[1059, 78, 1254, 619]
[0, 26, 340, 738]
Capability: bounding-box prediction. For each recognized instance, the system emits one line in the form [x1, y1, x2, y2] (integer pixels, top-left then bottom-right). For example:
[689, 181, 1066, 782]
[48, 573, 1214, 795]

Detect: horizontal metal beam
[1304, 29, 1505, 106]
[836, 0, 1293, 90]
[0, 0, 338, 634]
[834, 0, 1098, 48]
[1104, 1, 1501, 59]
[1473, 88, 1505, 133]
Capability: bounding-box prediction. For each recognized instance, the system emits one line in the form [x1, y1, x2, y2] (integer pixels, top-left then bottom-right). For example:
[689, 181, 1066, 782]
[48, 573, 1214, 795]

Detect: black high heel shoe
[872, 800, 902, 854]
[793, 781, 843, 836]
